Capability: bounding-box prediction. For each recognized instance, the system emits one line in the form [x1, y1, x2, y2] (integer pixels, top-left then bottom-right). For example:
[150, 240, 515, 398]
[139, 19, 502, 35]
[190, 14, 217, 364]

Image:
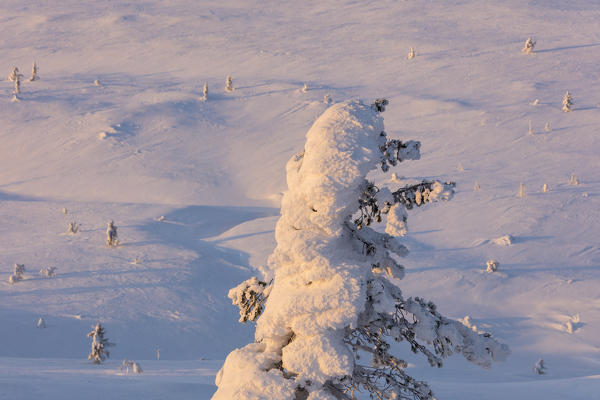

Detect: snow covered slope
[1, 0, 599, 398]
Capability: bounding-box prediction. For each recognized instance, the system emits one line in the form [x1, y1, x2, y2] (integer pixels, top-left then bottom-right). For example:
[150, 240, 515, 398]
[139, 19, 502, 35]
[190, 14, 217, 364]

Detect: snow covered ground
[1, 0, 599, 398]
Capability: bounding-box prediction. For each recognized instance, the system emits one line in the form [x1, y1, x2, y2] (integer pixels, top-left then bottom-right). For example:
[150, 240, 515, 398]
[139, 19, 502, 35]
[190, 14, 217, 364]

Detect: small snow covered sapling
[569, 173, 579, 186]
[457, 162, 465, 172]
[11, 73, 22, 102]
[225, 75, 234, 92]
[301, 83, 308, 93]
[8, 263, 26, 284]
[542, 183, 549, 193]
[106, 221, 118, 247]
[215, 99, 509, 400]
[88, 323, 114, 364]
[486, 259, 499, 273]
[120, 359, 143, 374]
[39, 267, 57, 278]
[202, 82, 208, 101]
[528, 120, 533, 136]
[408, 47, 416, 59]
[562, 91, 573, 112]
[37, 317, 46, 328]
[94, 79, 101, 87]
[544, 122, 551, 132]
[522, 37, 536, 53]
[323, 93, 331, 104]
[7, 67, 21, 82]
[533, 358, 547, 375]
[474, 181, 481, 191]
[29, 62, 39, 81]
[517, 183, 526, 198]
[67, 221, 79, 234]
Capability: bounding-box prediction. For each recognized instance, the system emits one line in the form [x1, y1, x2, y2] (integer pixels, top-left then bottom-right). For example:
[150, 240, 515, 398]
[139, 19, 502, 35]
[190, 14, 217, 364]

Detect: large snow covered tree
[87, 323, 114, 364]
[214, 100, 509, 400]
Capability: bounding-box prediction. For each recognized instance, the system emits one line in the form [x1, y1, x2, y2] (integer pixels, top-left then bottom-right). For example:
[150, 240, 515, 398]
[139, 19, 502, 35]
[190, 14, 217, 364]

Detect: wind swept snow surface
[1, 0, 599, 399]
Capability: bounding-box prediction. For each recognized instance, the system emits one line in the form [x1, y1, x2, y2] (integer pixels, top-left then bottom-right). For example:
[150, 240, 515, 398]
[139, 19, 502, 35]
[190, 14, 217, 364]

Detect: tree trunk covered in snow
[214, 100, 509, 400]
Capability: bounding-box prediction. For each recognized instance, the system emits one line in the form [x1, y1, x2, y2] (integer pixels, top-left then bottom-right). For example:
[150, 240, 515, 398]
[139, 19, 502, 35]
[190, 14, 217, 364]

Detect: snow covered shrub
[106, 221, 118, 247]
[225, 76, 234, 92]
[301, 83, 308, 93]
[522, 37, 536, 54]
[214, 100, 509, 400]
[8, 263, 26, 284]
[542, 183, 549, 193]
[562, 91, 573, 112]
[544, 122, 551, 132]
[120, 359, 143, 374]
[37, 317, 46, 328]
[88, 323, 114, 364]
[29, 62, 39, 81]
[473, 181, 481, 191]
[94, 79, 101, 87]
[533, 358, 546, 375]
[486, 259, 499, 273]
[408, 47, 416, 60]
[324, 94, 332, 104]
[39, 267, 57, 278]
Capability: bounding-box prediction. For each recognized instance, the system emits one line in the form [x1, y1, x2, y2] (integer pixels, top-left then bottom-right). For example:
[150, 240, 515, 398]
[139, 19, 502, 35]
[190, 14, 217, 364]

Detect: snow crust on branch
[214, 100, 508, 400]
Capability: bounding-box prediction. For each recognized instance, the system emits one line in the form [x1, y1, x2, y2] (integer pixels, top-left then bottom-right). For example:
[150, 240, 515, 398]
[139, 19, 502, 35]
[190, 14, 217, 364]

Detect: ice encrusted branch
[229, 277, 272, 323]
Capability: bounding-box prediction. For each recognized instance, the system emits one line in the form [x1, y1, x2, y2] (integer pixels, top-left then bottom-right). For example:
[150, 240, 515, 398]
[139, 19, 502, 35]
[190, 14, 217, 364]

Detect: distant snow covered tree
[301, 83, 308, 93]
[528, 120, 533, 136]
[202, 82, 208, 101]
[11, 73, 22, 102]
[544, 122, 551, 132]
[408, 47, 416, 59]
[8, 263, 26, 284]
[39, 267, 57, 278]
[324, 94, 332, 104]
[120, 359, 143, 374]
[486, 259, 499, 273]
[569, 173, 579, 186]
[562, 91, 573, 112]
[533, 358, 546, 375]
[88, 323, 114, 364]
[106, 221, 118, 247]
[7, 67, 21, 82]
[474, 181, 481, 191]
[37, 317, 46, 328]
[225, 76, 234, 92]
[214, 99, 509, 400]
[517, 183, 526, 198]
[542, 183, 549, 193]
[29, 62, 39, 81]
[522, 37, 536, 54]
[67, 221, 79, 234]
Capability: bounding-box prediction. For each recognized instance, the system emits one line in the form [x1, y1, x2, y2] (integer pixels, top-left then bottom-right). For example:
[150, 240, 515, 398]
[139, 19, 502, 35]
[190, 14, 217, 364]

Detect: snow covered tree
[67, 221, 79, 234]
[106, 221, 118, 247]
[29, 62, 39, 81]
[39, 267, 57, 278]
[11, 73, 22, 102]
[533, 358, 546, 375]
[87, 323, 114, 364]
[562, 91, 573, 112]
[408, 47, 416, 60]
[522, 37, 536, 54]
[7, 67, 21, 82]
[226, 76, 234, 92]
[486, 259, 499, 273]
[517, 183, 526, 198]
[202, 82, 208, 101]
[37, 317, 46, 328]
[8, 263, 25, 284]
[214, 100, 509, 400]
